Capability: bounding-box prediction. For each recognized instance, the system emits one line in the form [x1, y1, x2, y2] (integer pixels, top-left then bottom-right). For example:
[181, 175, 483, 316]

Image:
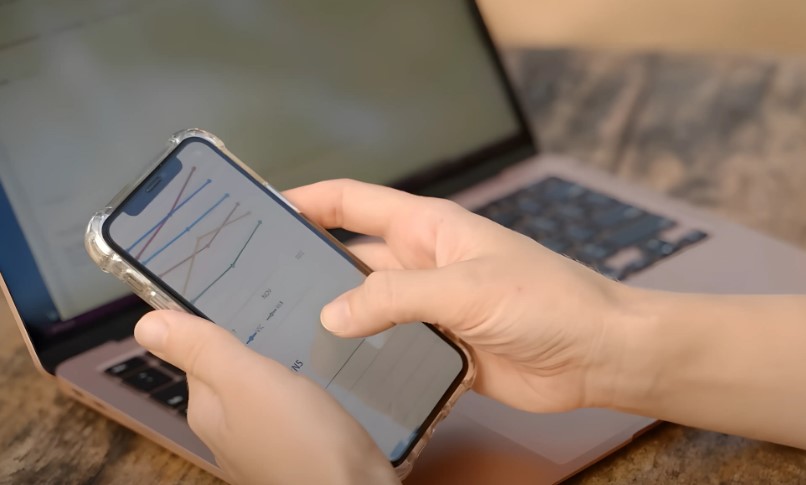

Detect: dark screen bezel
[102, 136, 471, 467]
[393, 1, 538, 198]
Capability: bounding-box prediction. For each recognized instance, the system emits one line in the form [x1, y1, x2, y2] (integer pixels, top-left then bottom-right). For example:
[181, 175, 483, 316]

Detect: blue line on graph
[126, 179, 212, 252]
[142, 193, 230, 265]
[189, 220, 262, 304]
[246, 324, 264, 345]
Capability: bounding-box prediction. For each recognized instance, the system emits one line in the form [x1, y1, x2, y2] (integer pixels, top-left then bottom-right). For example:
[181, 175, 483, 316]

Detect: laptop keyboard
[105, 353, 188, 417]
[474, 177, 708, 280]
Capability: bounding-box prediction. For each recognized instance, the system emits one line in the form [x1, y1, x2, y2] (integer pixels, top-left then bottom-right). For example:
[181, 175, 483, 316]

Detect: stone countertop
[2, 47, 806, 484]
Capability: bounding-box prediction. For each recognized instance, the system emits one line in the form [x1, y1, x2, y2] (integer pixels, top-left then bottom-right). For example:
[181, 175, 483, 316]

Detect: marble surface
[2, 47, 806, 484]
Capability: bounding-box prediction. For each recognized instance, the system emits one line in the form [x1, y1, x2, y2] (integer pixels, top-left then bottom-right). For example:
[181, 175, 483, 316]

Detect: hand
[286, 179, 630, 413]
[134, 311, 399, 485]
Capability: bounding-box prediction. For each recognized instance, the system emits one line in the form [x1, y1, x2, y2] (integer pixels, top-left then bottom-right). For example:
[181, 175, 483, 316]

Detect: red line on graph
[135, 166, 196, 259]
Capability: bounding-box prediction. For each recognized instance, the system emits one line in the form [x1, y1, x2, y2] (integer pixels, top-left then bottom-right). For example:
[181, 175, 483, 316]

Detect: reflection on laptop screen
[0, 1, 521, 339]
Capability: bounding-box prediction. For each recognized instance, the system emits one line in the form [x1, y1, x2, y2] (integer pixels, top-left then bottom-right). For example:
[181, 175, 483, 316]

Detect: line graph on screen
[125, 166, 262, 305]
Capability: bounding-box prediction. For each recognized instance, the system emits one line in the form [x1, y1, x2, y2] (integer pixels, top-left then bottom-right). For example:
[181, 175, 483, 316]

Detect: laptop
[2, 1, 806, 483]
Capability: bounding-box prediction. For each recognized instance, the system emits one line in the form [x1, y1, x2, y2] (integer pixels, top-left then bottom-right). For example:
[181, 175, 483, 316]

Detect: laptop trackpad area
[453, 391, 651, 465]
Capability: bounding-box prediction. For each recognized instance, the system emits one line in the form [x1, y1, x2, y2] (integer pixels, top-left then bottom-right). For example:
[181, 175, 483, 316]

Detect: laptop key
[543, 179, 585, 201]
[593, 205, 643, 227]
[522, 216, 559, 235]
[676, 230, 708, 247]
[485, 209, 520, 228]
[603, 215, 674, 249]
[576, 243, 614, 264]
[150, 381, 189, 409]
[105, 356, 147, 377]
[122, 367, 172, 393]
[515, 197, 545, 215]
[554, 205, 586, 220]
[566, 224, 596, 243]
[581, 191, 618, 208]
[158, 360, 185, 376]
[644, 238, 677, 257]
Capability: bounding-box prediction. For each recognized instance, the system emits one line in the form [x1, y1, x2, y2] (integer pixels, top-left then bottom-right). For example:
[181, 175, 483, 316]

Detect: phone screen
[103, 138, 467, 463]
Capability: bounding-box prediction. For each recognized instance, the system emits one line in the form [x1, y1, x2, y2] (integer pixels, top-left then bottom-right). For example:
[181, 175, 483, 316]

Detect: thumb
[320, 266, 469, 338]
[134, 310, 270, 391]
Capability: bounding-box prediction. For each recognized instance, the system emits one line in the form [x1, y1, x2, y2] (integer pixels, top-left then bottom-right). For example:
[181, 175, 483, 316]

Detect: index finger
[283, 179, 422, 238]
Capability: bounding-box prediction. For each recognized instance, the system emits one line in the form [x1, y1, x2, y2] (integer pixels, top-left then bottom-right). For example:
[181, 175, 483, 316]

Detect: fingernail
[134, 314, 169, 351]
[321, 296, 351, 333]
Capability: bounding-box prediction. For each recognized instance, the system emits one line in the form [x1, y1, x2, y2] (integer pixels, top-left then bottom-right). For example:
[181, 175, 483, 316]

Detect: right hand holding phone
[286, 179, 632, 414]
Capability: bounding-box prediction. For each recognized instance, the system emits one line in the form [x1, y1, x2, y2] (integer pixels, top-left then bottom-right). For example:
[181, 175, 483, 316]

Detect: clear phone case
[85, 128, 476, 479]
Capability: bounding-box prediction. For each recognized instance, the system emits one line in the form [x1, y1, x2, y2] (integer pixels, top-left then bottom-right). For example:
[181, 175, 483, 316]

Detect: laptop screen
[0, 1, 528, 349]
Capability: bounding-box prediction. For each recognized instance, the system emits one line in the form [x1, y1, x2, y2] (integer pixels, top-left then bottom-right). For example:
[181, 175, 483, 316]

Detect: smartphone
[86, 129, 474, 476]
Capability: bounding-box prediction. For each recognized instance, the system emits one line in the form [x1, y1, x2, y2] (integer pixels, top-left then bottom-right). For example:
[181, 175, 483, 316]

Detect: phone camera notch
[144, 176, 162, 193]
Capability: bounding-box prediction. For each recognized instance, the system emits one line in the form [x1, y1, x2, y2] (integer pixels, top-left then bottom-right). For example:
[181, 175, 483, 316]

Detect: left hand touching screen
[134, 311, 399, 485]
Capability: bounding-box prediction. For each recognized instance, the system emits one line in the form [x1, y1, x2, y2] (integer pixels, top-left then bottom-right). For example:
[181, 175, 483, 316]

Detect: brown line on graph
[177, 203, 241, 284]
[182, 204, 251, 295]
[180, 205, 249, 294]
[182, 205, 249, 294]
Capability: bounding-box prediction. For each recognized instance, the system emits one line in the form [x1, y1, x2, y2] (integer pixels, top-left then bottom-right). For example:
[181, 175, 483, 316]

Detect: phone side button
[122, 272, 145, 294]
[149, 291, 173, 310]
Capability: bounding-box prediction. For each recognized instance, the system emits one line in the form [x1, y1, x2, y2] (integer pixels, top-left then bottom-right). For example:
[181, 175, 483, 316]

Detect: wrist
[587, 287, 736, 417]
[583, 283, 667, 412]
